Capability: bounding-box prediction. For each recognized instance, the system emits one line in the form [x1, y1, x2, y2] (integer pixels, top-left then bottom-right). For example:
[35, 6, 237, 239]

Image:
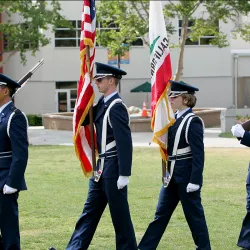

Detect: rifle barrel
[30, 59, 44, 74]
[17, 59, 44, 85]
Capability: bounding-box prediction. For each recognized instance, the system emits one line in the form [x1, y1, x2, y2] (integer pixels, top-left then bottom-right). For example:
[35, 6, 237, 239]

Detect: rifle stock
[242, 120, 250, 131]
[236, 119, 250, 140]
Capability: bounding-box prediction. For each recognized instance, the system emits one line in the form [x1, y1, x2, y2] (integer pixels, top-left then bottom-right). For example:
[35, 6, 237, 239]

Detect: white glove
[117, 176, 129, 189]
[186, 183, 200, 193]
[231, 124, 245, 138]
[3, 184, 18, 194]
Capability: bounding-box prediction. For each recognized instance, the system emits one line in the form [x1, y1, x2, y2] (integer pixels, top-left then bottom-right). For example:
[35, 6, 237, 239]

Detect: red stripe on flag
[151, 54, 172, 113]
[84, 14, 91, 23]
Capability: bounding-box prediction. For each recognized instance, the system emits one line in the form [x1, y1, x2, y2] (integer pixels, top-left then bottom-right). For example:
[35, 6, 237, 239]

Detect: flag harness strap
[94, 98, 129, 182]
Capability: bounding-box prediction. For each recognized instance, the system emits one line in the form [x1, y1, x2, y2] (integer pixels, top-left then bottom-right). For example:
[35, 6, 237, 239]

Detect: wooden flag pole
[86, 45, 96, 174]
[162, 160, 166, 185]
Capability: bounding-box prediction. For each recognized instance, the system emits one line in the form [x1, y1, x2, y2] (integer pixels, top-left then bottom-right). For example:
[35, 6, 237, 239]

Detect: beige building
[2, 1, 250, 115]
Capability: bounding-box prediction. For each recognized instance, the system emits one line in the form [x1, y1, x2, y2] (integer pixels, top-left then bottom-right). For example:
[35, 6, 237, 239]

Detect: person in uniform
[66, 62, 137, 250]
[138, 80, 211, 250]
[231, 123, 250, 250]
[0, 74, 29, 250]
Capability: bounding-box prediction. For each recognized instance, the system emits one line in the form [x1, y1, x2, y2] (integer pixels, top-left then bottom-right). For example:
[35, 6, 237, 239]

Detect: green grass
[19, 146, 250, 250]
[218, 132, 235, 138]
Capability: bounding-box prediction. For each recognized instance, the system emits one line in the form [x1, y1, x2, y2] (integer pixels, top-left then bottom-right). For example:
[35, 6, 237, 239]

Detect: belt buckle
[94, 170, 102, 182]
[162, 172, 171, 188]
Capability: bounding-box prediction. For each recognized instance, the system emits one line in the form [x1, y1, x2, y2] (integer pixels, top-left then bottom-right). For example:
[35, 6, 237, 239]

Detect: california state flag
[150, 1, 175, 161]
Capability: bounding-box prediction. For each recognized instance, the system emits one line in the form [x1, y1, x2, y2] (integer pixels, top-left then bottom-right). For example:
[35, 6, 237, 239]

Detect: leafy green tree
[0, 0, 70, 66]
[96, 1, 175, 55]
[97, 0, 250, 81]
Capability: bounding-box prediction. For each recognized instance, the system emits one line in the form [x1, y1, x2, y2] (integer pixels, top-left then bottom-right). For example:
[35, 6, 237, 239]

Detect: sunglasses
[169, 95, 182, 99]
[96, 78, 104, 83]
[96, 76, 112, 83]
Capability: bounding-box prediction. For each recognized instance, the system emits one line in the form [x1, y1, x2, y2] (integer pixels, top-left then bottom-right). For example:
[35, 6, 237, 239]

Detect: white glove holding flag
[231, 124, 245, 138]
[3, 184, 18, 194]
[117, 176, 129, 189]
[186, 183, 200, 193]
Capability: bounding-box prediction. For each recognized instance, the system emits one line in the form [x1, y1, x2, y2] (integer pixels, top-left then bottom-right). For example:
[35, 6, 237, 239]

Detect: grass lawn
[19, 146, 250, 250]
[218, 132, 235, 138]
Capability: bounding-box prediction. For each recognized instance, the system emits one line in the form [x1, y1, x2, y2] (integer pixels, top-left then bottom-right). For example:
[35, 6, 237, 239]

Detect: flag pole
[86, 45, 96, 174]
[162, 160, 167, 186]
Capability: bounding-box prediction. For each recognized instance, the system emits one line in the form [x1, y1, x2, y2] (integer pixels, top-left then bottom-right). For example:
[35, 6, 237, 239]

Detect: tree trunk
[174, 15, 189, 81]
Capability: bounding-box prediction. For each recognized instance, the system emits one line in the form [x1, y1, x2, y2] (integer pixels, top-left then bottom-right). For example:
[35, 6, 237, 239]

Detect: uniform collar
[0, 101, 12, 114]
[103, 91, 118, 103]
[176, 107, 191, 119]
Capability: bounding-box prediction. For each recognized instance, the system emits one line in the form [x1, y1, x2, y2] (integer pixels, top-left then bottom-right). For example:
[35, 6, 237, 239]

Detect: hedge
[26, 114, 43, 126]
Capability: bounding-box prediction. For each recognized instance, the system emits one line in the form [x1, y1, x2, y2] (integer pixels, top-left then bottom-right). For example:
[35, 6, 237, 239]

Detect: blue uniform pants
[138, 179, 211, 250]
[237, 168, 250, 250]
[66, 178, 137, 250]
[0, 192, 20, 250]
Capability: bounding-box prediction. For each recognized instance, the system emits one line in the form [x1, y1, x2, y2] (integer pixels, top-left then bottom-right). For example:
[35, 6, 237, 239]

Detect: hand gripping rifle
[12, 59, 44, 97]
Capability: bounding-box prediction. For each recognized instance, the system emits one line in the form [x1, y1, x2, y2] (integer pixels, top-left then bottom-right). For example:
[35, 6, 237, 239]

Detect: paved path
[28, 127, 245, 148]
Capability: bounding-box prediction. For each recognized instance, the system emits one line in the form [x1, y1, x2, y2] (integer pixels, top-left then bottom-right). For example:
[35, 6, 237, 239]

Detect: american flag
[73, 0, 96, 176]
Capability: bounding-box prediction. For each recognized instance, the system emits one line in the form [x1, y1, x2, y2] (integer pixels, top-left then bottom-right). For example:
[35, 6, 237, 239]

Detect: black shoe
[48, 247, 56, 250]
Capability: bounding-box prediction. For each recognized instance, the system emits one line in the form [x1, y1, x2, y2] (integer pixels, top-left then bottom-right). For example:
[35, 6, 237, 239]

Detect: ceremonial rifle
[12, 59, 44, 97]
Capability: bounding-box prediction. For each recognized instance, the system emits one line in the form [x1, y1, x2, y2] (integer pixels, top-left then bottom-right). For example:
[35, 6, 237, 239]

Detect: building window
[179, 20, 217, 46]
[54, 19, 143, 48]
[55, 81, 77, 112]
[55, 20, 81, 47]
[96, 20, 143, 47]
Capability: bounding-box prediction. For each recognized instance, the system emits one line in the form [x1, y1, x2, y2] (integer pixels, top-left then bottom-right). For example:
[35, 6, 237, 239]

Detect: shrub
[236, 115, 250, 124]
[26, 114, 43, 126]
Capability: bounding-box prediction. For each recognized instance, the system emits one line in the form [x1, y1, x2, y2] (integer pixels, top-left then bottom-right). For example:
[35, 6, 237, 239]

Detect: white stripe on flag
[79, 126, 92, 164]
[83, 23, 92, 33]
[84, 6, 90, 15]
[149, 1, 170, 87]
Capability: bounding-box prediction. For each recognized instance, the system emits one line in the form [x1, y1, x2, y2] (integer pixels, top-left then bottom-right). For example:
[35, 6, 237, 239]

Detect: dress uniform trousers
[237, 163, 250, 249]
[66, 178, 137, 250]
[138, 178, 211, 250]
[0, 191, 20, 250]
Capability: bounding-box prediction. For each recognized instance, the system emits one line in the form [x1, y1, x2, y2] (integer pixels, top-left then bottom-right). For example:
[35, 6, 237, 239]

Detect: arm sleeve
[6, 112, 29, 189]
[188, 118, 204, 185]
[109, 103, 133, 176]
[241, 131, 250, 147]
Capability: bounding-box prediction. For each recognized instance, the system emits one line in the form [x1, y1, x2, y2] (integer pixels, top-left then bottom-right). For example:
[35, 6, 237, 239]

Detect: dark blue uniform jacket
[83, 93, 132, 178]
[241, 132, 250, 184]
[167, 109, 204, 186]
[0, 102, 28, 190]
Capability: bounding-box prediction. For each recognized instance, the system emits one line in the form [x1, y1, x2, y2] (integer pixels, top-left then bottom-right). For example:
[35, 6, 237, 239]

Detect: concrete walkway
[28, 127, 245, 148]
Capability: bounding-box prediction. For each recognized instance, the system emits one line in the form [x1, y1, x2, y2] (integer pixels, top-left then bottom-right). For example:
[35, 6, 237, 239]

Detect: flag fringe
[151, 82, 175, 161]
[74, 35, 95, 176]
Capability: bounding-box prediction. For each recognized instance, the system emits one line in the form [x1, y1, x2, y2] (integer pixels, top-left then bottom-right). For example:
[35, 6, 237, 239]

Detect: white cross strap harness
[94, 98, 129, 182]
[163, 113, 204, 188]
